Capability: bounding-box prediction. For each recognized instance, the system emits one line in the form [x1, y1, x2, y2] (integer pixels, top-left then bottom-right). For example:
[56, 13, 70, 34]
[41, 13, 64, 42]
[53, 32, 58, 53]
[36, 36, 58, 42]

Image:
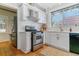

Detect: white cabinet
[45, 32, 69, 51]
[25, 32, 31, 51]
[45, 32, 51, 44]
[45, 32, 58, 46]
[20, 32, 31, 53]
[19, 4, 29, 20]
[51, 33, 60, 47]
[19, 3, 46, 22]
[38, 12, 46, 23]
[23, 4, 29, 19]
[45, 32, 59, 47]
[28, 9, 39, 22]
[49, 33, 58, 47]
[58, 33, 69, 51]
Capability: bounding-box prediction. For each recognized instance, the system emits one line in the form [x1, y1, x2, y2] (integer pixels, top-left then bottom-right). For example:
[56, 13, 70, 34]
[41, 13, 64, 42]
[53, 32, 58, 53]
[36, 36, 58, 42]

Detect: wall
[47, 3, 77, 32]
[0, 4, 17, 42]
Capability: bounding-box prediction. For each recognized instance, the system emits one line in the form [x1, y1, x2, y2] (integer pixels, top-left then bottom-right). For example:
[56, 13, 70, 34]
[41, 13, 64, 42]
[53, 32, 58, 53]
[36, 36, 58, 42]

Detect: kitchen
[17, 3, 79, 55]
[0, 3, 79, 56]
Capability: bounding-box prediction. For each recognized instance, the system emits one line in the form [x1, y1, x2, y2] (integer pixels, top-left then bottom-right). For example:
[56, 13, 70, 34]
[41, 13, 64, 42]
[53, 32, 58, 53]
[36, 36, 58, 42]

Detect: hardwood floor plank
[0, 41, 78, 56]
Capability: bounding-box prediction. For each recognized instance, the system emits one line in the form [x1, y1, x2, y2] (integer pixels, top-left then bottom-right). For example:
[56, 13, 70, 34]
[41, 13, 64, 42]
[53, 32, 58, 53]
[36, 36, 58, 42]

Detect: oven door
[33, 32, 43, 45]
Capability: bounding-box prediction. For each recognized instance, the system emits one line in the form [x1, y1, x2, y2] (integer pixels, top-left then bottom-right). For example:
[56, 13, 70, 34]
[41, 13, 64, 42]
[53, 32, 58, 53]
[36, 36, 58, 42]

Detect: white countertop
[47, 30, 79, 33]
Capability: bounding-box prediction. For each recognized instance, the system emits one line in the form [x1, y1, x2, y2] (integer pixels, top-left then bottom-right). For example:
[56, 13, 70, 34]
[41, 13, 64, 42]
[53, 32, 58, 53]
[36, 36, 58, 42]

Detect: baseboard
[0, 39, 10, 43]
[20, 49, 31, 54]
[45, 43, 69, 52]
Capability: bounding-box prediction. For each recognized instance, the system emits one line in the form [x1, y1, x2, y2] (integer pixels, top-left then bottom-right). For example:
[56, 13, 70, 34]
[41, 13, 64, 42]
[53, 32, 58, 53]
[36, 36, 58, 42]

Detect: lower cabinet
[45, 32, 59, 48]
[57, 33, 69, 51]
[20, 32, 31, 53]
[45, 32, 69, 51]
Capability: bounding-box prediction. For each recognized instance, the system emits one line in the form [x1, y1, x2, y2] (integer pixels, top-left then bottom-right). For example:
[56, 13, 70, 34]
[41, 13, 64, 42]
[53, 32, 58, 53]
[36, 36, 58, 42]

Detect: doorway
[0, 5, 17, 47]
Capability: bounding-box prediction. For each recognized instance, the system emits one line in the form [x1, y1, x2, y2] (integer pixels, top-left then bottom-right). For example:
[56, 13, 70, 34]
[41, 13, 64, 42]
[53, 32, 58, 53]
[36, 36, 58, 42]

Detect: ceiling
[37, 3, 61, 9]
[35, 3, 76, 11]
[1, 3, 76, 12]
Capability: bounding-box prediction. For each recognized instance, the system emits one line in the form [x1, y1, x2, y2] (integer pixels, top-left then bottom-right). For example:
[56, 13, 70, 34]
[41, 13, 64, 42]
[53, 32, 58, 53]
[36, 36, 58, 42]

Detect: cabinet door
[50, 33, 59, 47]
[26, 32, 31, 51]
[20, 32, 31, 52]
[22, 4, 29, 20]
[58, 33, 69, 51]
[45, 32, 58, 47]
[45, 32, 51, 44]
[38, 12, 46, 23]
[20, 32, 26, 51]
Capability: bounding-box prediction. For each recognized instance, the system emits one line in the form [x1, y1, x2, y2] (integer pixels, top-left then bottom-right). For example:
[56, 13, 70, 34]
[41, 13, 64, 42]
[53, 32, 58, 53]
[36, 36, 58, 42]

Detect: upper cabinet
[38, 11, 46, 24]
[19, 4, 29, 20]
[27, 9, 39, 22]
[19, 3, 46, 23]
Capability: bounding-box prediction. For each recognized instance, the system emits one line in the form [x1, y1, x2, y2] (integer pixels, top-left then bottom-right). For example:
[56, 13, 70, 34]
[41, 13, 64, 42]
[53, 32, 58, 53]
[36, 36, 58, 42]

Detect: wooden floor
[0, 41, 78, 56]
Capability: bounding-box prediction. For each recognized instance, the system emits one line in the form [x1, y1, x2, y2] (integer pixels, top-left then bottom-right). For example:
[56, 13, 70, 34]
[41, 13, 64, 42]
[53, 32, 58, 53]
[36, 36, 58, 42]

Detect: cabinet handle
[56, 34, 59, 40]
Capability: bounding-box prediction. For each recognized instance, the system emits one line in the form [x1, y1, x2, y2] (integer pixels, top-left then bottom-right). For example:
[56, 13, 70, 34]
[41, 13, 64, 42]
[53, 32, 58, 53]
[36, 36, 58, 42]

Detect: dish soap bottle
[70, 27, 72, 32]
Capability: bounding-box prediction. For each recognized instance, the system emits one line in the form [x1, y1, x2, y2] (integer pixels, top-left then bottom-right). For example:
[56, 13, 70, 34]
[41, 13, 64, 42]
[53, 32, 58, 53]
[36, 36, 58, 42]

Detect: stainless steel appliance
[10, 16, 17, 48]
[70, 33, 79, 54]
[31, 31, 43, 51]
[25, 26, 43, 51]
[25, 26, 36, 31]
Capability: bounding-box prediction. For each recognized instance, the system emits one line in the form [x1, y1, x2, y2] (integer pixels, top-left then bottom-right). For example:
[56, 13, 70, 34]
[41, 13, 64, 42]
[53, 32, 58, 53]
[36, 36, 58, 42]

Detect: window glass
[51, 6, 79, 27]
[63, 7, 79, 25]
[51, 12, 63, 26]
[64, 8, 79, 18]
[0, 15, 6, 32]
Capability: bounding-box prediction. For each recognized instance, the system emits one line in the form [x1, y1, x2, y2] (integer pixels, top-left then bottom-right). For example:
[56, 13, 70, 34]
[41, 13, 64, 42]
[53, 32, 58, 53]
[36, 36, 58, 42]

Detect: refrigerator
[10, 16, 17, 48]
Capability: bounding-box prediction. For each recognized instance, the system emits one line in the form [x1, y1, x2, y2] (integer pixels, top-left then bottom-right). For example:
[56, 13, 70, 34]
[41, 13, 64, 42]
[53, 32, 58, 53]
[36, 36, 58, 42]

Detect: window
[0, 15, 6, 32]
[51, 11, 63, 26]
[63, 7, 79, 26]
[51, 4, 79, 27]
[64, 8, 79, 18]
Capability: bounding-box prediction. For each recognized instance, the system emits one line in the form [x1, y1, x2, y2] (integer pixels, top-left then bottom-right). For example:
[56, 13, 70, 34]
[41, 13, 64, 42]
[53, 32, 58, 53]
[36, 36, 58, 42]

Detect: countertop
[46, 30, 79, 33]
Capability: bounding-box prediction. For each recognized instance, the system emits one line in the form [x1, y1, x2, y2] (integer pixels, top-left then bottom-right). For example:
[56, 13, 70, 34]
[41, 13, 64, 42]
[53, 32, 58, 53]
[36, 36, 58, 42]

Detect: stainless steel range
[31, 31, 43, 51]
[25, 26, 43, 51]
